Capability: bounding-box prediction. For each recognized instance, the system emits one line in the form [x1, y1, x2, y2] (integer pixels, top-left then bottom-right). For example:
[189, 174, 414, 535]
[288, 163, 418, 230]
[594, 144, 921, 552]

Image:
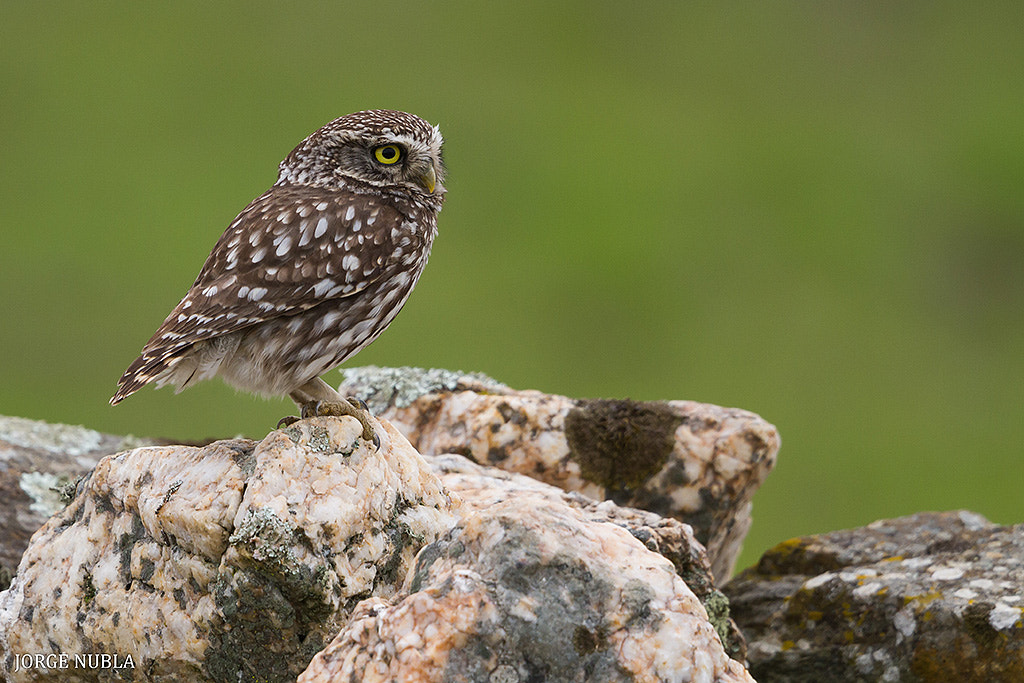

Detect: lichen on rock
[725, 510, 1024, 682]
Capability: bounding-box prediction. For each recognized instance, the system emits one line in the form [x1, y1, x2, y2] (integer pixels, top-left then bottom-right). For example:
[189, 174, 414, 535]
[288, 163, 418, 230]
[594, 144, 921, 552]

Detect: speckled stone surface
[724, 511, 1024, 682]
[339, 366, 780, 580]
[0, 415, 145, 588]
[427, 452, 748, 663]
[299, 478, 754, 682]
[0, 416, 456, 682]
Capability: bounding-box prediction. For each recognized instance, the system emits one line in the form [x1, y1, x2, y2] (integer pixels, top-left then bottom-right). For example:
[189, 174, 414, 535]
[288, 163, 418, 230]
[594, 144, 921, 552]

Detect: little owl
[111, 109, 446, 446]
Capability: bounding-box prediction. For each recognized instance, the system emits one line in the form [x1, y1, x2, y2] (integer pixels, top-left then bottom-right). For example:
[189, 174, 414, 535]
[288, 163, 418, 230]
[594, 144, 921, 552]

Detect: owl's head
[278, 109, 446, 197]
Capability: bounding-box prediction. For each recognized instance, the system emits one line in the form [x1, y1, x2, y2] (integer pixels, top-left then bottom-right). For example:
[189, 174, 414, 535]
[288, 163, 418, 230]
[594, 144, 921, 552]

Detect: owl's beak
[416, 165, 437, 194]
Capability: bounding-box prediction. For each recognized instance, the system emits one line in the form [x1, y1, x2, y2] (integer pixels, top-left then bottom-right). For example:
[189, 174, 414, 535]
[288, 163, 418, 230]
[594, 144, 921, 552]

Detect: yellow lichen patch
[904, 591, 943, 607]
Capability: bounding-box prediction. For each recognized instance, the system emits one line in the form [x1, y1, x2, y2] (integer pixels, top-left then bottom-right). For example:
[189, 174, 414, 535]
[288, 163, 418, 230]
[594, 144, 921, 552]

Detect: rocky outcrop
[0, 417, 456, 682]
[0, 407, 751, 682]
[724, 511, 1024, 682]
[4, 367, 1019, 682]
[339, 366, 780, 580]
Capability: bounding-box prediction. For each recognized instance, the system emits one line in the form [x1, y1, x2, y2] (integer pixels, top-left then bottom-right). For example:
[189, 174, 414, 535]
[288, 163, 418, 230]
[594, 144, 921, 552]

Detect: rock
[0, 416, 456, 682]
[299, 458, 754, 682]
[0, 413, 751, 682]
[426, 452, 748, 663]
[339, 366, 780, 580]
[724, 510, 1024, 682]
[0, 415, 146, 589]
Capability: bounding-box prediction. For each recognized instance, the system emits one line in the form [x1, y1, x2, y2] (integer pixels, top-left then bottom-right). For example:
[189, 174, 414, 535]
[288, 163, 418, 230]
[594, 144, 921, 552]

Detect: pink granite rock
[0, 417, 455, 682]
[339, 366, 780, 579]
[300, 488, 753, 683]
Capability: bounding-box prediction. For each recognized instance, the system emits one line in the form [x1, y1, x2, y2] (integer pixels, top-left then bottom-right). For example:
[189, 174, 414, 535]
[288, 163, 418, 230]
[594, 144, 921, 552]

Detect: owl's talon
[300, 401, 323, 420]
[299, 398, 380, 450]
[277, 415, 300, 429]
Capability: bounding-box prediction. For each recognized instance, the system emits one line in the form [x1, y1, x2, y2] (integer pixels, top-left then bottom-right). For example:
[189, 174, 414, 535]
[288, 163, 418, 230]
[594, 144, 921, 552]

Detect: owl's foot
[295, 397, 380, 450]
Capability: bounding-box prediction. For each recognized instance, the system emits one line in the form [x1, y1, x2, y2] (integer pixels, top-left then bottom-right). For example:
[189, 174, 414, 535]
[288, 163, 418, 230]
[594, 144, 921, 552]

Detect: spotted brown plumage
[111, 110, 446, 442]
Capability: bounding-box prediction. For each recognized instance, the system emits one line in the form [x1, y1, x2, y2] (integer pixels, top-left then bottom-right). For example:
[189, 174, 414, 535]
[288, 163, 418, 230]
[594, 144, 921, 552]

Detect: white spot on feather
[342, 254, 360, 272]
[313, 311, 342, 333]
[344, 206, 355, 221]
[298, 219, 314, 247]
[202, 285, 218, 297]
[248, 287, 267, 301]
[314, 217, 328, 238]
[311, 278, 336, 297]
[275, 235, 293, 257]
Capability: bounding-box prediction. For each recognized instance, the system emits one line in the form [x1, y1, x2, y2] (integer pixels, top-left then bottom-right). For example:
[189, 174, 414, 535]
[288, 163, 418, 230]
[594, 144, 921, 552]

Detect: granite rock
[0, 416, 456, 682]
[724, 511, 1024, 682]
[0, 411, 752, 682]
[299, 471, 753, 683]
[0, 416, 146, 588]
[339, 366, 780, 580]
[426, 452, 748, 663]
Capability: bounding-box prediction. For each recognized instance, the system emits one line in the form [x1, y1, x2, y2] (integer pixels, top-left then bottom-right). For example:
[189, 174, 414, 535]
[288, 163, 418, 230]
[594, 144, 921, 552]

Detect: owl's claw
[276, 415, 300, 429]
[297, 398, 380, 450]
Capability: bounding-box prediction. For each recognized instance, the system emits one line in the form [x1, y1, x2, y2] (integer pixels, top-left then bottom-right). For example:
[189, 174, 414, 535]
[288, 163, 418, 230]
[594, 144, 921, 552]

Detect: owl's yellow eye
[373, 144, 402, 165]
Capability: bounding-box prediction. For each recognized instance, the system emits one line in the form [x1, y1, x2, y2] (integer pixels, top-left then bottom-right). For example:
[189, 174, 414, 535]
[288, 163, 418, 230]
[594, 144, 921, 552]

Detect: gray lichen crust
[17, 472, 75, 518]
[338, 367, 780, 580]
[340, 365, 509, 414]
[0, 417, 456, 682]
[0, 415, 105, 457]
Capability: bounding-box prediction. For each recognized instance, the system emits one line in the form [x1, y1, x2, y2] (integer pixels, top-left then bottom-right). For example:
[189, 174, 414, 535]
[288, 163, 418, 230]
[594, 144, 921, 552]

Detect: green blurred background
[2, 3, 1022, 572]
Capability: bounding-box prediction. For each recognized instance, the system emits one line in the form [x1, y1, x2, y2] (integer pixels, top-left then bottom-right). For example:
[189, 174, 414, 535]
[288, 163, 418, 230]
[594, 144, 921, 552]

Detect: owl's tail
[109, 349, 188, 405]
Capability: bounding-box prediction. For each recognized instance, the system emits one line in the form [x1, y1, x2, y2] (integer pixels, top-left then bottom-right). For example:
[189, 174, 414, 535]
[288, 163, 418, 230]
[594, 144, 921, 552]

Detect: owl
[110, 110, 446, 445]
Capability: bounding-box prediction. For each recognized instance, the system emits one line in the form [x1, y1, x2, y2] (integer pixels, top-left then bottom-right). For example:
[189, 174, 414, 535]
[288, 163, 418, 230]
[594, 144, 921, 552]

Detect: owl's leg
[281, 377, 380, 449]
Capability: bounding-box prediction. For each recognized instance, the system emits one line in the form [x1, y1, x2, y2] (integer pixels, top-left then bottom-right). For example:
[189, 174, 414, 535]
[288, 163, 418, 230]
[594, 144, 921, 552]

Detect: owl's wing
[157, 185, 408, 344]
[112, 184, 413, 402]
